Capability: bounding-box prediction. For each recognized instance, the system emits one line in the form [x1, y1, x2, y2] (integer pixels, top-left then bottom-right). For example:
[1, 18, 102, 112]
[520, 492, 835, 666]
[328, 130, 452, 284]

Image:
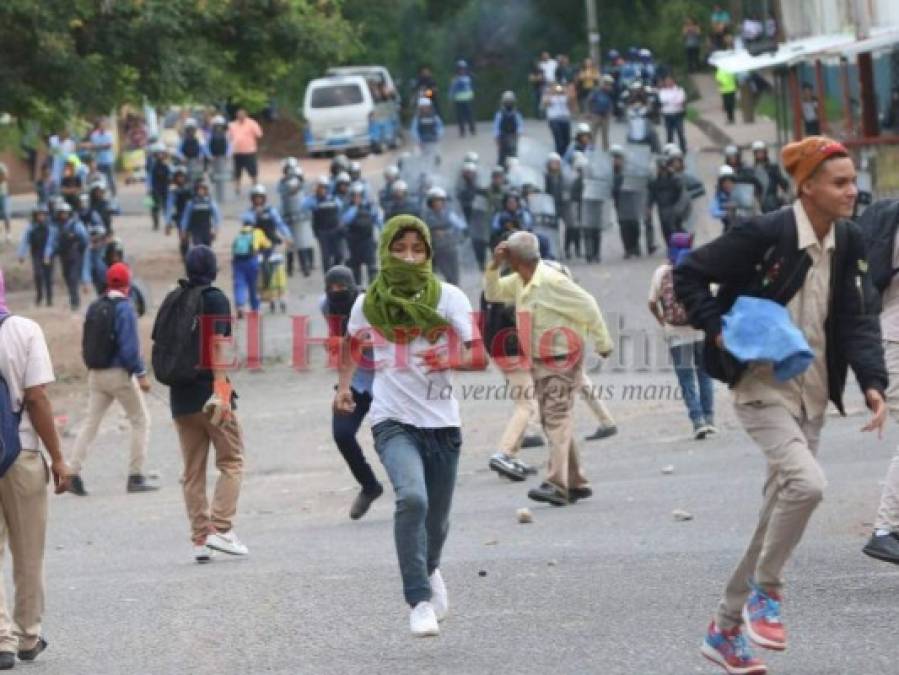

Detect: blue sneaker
[701, 621, 768, 675]
[742, 581, 786, 651]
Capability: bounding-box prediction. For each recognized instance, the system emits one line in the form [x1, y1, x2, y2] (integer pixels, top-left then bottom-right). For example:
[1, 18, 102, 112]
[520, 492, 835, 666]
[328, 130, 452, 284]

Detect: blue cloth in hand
[722, 295, 814, 382]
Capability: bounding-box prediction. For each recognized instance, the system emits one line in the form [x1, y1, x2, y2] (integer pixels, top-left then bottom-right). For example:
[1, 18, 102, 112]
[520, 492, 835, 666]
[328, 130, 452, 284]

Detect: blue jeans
[670, 341, 714, 425]
[232, 256, 260, 310]
[372, 420, 461, 606]
[98, 163, 117, 196]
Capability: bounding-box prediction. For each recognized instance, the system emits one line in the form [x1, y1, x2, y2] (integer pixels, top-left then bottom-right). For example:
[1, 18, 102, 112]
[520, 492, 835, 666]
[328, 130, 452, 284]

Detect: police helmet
[491, 165, 506, 177]
[546, 152, 562, 165]
[426, 186, 447, 201]
[349, 161, 362, 176]
[629, 80, 644, 91]
[56, 201, 73, 214]
[212, 114, 227, 126]
[639, 48, 652, 59]
[32, 204, 49, 216]
[250, 184, 267, 198]
[351, 181, 367, 195]
[607, 49, 620, 61]
[335, 171, 351, 185]
[417, 97, 433, 108]
[724, 144, 740, 157]
[751, 140, 768, 152]
[392, 179, 409, 194]
[575, 122, 592, 137]
[384, 165, 399, 180]
[184, 117, 198, 129]
[89, 177, 107, 192]
[610, 145, 626, 157]
[718, 165, 736, 178]
[601, 74, 615, 85]
[464, 151, 479, 164]
[78, 193, 91, 208]
[316, 175, 330, 188]
[173, 165, 188, 177]
[501, 91, 516, 104]
[666, 147, 684, 161]
[456, 59, 468, 69]
[282, 157, 299, 172]
[331, 154, 349, 173]
[150, 141, 167, 154]
[462, 161, 478, 174]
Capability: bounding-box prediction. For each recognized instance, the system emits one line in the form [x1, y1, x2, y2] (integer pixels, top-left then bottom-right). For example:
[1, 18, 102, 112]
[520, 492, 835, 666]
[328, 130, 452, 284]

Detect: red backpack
[659, 265, 690, 326]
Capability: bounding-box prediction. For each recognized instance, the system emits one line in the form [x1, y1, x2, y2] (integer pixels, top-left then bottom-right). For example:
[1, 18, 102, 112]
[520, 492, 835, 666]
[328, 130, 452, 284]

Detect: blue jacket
[493, 109, 524, 138]
[340, 202, 384, 229]
[410, 114, 444, 144]
[179, 198, 222, 234]
[449, 74, 475, 101]
[491, 208, 534, 233]
[45, 218, 88, 260]
[107, 292, 146, 376]
[240, 206, 292, 241]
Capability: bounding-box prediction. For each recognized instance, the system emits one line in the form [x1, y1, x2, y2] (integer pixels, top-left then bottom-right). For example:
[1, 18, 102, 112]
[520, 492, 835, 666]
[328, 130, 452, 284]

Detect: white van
[303, 69, 401, 156]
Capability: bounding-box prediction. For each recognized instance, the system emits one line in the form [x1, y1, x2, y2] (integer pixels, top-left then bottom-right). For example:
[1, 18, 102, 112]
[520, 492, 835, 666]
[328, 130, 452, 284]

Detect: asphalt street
[2, 118, 898, 675]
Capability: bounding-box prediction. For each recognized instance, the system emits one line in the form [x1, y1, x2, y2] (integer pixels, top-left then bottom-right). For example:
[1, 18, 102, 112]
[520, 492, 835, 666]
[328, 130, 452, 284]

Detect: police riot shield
[616, 147, 651, 223]
[399, 155, 433, 201]
[731, 182, 758, 218]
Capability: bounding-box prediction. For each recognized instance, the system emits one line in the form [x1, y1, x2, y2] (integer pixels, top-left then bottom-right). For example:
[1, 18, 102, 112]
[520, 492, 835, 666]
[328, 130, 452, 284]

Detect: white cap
[212, 115, 226, 126]
[666, 147, 684, 160]
[392, 179, 408, 193]
[462, 161, 478, 173]
[351, 181, 366, 195]
[427, 186, 447, 201]
[718, 165, 735, 178]
[417, 97, 432, 108]
[751, 140, 767, 151]
[724, 144, 739, 157]
[250, 183, 267, 197]
[384, 165, 399, 180]
[316, 175, 330, 188]
[464, 151, 479, 163]
[546, 152, 562, 164]
[610, 144, 625, 156]
[575, 122, 592, 136]
[501, 91, 516, 103]
[349, 161, 362, 174]
[335, 171, 351, 184]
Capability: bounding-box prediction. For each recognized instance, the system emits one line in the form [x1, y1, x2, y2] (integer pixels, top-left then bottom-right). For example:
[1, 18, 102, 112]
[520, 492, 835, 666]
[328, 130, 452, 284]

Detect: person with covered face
[321, 266, 383, 520]
[334, 215, 485, 637]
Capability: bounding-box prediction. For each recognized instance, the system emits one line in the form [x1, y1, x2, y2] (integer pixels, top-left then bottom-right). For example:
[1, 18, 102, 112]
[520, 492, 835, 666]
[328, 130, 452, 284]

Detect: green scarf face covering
[362, 215, 449, 343]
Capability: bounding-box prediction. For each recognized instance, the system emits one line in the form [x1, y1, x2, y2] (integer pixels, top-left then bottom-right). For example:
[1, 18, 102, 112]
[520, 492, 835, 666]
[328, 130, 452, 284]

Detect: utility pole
[585, 0, 601, 69]
[853, 0, 878, 137]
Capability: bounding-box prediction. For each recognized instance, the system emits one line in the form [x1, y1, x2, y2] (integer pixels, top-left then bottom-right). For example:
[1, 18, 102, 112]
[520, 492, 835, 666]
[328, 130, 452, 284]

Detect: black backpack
[151, 282, 208, 386]
[82, 296, 124, 369]
[857, 198, 899, 294]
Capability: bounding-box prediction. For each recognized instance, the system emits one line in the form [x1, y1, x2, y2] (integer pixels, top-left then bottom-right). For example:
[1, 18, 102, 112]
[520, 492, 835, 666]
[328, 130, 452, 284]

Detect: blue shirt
[89, 130, 115, 166]
[45, 218, 88, 260]
[493, 109, 524, 138]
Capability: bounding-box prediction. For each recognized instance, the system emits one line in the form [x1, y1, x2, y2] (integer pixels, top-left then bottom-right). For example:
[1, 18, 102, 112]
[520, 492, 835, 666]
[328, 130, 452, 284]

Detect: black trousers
[471, 238, 488, 271]
[722, 92, 736, 123]
[347, 237, 378, 286]
[30, 253, 53, 306]
[60, 255, 81, 309]
[583, 228, 601, 262]
[455, 101, 476, 136]
[317, 231, 344, 275]
[564, 224, 581, 258]
[332, 389, 381, 493]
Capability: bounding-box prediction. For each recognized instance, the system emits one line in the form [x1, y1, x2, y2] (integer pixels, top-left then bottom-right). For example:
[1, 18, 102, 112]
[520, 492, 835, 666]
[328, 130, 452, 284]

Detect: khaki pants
[174, 412, 244, 544]
[69, 369, 150, 476]
[874, 340, 899, 531]
[498, 366, 541, 457]
[579, 370, 615, 427]
[716, 402, 826, 629]
[533, 357, 589, 493]
[590, 114, 610, 151]
[0, 452, 48, 653]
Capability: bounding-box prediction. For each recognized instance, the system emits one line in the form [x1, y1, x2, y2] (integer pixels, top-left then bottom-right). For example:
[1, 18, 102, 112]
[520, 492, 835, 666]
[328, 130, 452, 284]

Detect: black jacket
[674, 206, 887, 414]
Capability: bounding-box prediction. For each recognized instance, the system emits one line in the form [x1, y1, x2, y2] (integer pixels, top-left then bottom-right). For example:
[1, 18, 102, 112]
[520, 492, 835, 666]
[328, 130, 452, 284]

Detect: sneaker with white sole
[206, 530, 249, 556]
[429, 569, 448, 622]
[409, 601, 440, 637]
[193, 543, 214, 564]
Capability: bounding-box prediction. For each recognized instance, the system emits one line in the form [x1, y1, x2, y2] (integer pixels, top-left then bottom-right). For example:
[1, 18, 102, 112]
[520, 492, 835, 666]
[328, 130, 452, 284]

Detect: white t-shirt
[0, 315, 55, 450]
[648, 264, 702, 347]
[659, 86, 686, 115]
[346, 283, 477, 428]
[539, 59, 558, 84]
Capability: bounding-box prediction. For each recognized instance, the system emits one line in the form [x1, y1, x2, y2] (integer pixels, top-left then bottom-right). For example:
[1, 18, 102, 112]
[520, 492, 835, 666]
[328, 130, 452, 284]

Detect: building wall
[779, 0, 854, 39]
[873, 0, 899, 28]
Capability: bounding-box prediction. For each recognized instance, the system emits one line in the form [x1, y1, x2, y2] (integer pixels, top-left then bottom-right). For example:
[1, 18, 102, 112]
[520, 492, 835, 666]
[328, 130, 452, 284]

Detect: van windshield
[310, 84, 364, 108]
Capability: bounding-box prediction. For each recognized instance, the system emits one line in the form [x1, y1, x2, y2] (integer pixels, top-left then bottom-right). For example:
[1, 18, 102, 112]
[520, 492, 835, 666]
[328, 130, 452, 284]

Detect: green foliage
[0, 0, 356, 127]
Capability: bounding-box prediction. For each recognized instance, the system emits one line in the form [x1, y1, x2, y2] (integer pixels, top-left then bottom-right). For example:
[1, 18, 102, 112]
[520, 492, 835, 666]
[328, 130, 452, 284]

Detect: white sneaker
[193, 543, 214, 564]
[429, 569, 448, 622]
[206, 530, 249, 556]
[409, 601, 440, 637]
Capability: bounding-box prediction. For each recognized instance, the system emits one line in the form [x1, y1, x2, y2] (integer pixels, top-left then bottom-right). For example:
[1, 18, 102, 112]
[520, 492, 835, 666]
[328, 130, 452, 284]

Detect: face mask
[326, 289, 356, 318]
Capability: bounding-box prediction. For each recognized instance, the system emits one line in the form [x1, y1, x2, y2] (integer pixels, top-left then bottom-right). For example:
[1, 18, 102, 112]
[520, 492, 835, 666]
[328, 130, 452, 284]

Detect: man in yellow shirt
[484, 231, 613, 505]
[716, 66, 737, 124]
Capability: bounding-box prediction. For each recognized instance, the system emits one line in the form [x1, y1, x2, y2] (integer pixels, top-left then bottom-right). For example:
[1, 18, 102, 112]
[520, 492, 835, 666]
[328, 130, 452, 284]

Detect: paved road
[2, 118, 898, 675]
